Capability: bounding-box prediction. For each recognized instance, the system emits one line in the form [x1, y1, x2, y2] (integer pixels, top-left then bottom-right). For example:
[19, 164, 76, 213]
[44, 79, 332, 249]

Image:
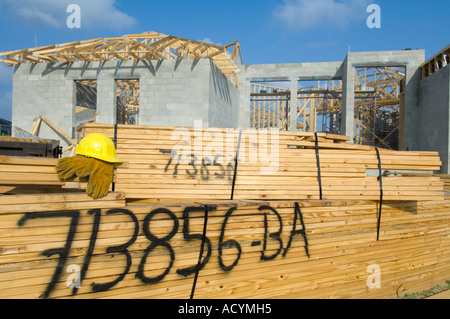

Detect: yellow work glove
[55, 156, 115, 199]
[86, 159, 114, 199]
[55, 156, 94, 180]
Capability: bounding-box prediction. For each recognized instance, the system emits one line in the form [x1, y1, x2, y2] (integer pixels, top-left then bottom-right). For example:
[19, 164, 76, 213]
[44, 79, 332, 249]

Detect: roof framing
[420, 44, 450, 77]
[0, 31, 243, 85]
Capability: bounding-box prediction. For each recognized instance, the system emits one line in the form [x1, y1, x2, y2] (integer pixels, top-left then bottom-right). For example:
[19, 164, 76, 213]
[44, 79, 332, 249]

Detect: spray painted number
[159, 149, 235, 181]
[17, 203, 309, 298]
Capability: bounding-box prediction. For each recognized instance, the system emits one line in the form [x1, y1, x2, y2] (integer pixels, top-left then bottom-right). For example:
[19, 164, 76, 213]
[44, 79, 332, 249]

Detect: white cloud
[17, 5, 61, 27]
[3, 0, 137, 30]
[274, 0, 372, 31]
[198, 37, 223, 46]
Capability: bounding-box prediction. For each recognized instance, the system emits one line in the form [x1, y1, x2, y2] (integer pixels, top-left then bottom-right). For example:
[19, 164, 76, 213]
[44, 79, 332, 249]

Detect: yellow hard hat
[75, 133, 123, 163]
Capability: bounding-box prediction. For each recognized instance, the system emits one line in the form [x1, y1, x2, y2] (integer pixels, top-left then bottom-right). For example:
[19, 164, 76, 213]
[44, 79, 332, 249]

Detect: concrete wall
[238, 50, 425, 147]
[343, 50, 425, 149]
[12, 63, 76, 147]
[12, 59, 239, 148]
[238, 61, 343, 129]
[209, 60, 239, 128]
[417, 65, 450, 173]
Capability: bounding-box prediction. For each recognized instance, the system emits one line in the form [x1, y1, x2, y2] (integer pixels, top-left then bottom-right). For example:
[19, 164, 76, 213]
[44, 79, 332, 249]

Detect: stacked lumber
[78, 123, 444, 202]
[0, 192, 126, 214]
[0, 197, 448, 299]
[386, 171, 450, 192]
[0, 155, 63, 186]
[0, 124, 447, 300]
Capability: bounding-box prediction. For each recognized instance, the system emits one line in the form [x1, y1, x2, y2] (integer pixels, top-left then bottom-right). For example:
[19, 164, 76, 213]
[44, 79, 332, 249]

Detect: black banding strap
[113, 122, 118, 148]
[112, 123, 118, 192]
[314, 132, 323, 200]
[375, 147, 383, 241]
[190, 205, 209, 299]
[230, 129, 243, 200]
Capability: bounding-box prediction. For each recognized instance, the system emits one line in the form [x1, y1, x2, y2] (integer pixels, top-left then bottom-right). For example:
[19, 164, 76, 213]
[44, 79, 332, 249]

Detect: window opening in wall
[297, 80, 343, 134]
[116, 79, 140, 125]
[354, 67, 404, 150]
[74, 80, 97, 127]
[250, 81, 290, 130]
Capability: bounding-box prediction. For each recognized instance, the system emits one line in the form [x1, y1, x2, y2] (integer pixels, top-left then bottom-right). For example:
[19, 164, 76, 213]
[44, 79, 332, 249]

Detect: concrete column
[401, 64, 422, 151]
[290, 79, 298, 131]
[238, 73, 251, 129]
[96, 75, 116, 124]
[341, 56, 355, 140]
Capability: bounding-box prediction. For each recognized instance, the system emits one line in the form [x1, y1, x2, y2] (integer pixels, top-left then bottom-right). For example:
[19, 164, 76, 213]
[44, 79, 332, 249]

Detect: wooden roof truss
[0, 31, 242, 86]
[420, 44, 450, 77]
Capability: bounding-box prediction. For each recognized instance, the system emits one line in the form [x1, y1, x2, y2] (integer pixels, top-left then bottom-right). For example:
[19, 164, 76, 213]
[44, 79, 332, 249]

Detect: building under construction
[1, 32, 448, 171]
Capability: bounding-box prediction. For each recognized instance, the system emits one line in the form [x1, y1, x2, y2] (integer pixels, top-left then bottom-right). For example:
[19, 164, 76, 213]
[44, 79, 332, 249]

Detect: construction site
[0, 31, 449, 299]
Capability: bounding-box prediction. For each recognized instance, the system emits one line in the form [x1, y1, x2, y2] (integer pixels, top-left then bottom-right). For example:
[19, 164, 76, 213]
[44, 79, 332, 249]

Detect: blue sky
[0, 0, 448, 121]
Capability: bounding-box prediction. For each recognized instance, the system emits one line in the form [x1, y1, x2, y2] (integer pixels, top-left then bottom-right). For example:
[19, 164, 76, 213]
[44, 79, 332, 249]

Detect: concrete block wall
[238, 61, 343, 129]
[339, 50, 426, 145]
[342, 50, 425, 150]
[139, 59, 212, 127]
[239, 50, 425, 147]
[417, 65, 450, 173]
[209, 60, 239, 128]
[12, 59, 240, 148]
[12, 63, 76, 148]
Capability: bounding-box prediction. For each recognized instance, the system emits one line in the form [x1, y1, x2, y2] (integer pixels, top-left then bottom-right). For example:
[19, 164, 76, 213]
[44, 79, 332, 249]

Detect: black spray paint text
[17, 203, 308, 298]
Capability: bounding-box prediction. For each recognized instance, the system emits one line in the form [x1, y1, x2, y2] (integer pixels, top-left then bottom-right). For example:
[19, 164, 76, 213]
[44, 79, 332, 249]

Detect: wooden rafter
[420, 44, 450, 77]
[0, 31, 242, 86]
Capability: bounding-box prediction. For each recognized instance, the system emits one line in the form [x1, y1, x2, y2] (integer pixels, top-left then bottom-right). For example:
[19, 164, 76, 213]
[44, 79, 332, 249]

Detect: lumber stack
[386, 171, 450, 192]
[0, 155, 94, 195]
[0, 124, 448, 300]
[78, 123, 444, 202]
[0, 155, 63, 186]
[0, 191, 126, 214]
[0, 197, 448, 299]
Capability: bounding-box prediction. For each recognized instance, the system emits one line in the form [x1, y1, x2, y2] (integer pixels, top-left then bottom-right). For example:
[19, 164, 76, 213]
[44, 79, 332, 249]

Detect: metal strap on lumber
[314, 132, 323, 200]
[112, 123, 118, 192]
[230, 129, 242, 200]
[375, 147, 383, 241]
